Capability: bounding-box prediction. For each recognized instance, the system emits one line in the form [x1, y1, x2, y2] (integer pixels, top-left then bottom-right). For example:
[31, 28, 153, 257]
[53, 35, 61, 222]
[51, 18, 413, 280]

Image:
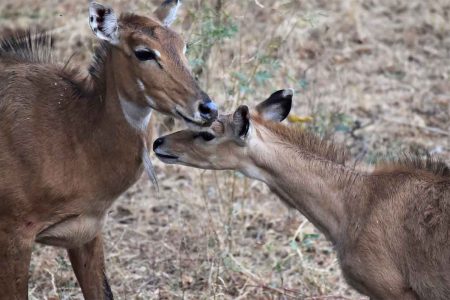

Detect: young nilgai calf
[0, 1, 218, 299]
[154, 90, 450, 299]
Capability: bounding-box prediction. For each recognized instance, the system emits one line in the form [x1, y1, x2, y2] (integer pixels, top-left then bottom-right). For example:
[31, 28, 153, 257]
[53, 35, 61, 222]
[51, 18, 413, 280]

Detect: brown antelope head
[153, 89, 293, 172]
[89, 1, 218, 128]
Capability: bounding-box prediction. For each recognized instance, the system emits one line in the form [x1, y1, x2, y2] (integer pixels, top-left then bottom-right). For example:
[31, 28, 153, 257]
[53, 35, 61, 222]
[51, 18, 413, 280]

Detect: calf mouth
[154, 150, 179, 163]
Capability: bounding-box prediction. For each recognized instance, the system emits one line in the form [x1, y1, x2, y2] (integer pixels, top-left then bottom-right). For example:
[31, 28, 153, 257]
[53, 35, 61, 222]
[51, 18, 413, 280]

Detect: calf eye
[134, 49, 159, 61]
[185, 42, 192, 54]
[199, 132, 215, 141]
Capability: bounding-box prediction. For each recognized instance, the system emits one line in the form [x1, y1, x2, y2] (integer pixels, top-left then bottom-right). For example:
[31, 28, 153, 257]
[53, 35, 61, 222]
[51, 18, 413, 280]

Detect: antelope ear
[154, 0, 181, 26]
[256, 89, 293, 122]
[89, 2, 119, 44]
[232, 105, 250, 140]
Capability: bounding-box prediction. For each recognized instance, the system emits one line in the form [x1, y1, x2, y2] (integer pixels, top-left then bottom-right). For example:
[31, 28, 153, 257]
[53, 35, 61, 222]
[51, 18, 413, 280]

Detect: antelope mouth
[175, 109, 209, 127]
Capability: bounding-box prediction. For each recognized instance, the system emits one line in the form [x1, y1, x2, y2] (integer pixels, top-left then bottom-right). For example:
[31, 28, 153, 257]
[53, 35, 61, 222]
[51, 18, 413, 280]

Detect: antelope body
[0, 1, 218, 299]
[154, 90, 450, 299]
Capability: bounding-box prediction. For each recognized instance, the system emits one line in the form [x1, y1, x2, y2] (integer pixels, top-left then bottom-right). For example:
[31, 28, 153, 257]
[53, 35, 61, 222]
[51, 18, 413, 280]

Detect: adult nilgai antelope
[154, 90, 450, 299]
[0, 1, 218, 299]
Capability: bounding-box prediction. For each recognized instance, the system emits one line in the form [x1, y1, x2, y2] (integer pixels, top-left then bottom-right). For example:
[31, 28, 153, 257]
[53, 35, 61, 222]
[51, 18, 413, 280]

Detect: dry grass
[1, 0, 449, 299]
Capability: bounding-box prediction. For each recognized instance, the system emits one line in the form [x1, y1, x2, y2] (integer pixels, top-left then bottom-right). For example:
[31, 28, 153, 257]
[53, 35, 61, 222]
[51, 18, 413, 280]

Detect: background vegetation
[1, 0, 449, 299]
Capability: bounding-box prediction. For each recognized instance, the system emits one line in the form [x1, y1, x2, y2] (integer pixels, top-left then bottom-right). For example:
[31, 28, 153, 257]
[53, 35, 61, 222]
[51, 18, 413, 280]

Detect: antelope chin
[175, 108, 210, 129]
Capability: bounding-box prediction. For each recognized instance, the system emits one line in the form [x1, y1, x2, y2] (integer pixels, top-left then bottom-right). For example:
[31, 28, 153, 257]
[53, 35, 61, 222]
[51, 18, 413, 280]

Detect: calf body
[154, 90, 450, 299]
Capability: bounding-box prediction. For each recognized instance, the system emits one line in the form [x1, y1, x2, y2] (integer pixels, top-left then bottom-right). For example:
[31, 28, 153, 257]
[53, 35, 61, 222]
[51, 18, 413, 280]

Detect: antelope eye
[184, 42, 191, 52]
[134, 49, 159, 61]
[198, 132, 215, 141]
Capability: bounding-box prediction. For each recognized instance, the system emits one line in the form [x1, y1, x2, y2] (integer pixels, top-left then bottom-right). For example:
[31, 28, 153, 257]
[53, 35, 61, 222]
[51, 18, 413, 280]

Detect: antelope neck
[243, 133, 361, 243]
[104, 49, 153, 135]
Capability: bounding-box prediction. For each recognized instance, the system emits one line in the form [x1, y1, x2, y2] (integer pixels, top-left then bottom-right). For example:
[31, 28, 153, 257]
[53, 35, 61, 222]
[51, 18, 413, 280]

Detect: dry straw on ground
[1, 0, 449, 299]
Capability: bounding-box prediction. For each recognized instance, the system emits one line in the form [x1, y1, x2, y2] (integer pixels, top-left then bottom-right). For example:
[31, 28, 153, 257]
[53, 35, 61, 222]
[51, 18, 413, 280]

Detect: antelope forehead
[155, 28, 185, 49]
[120, 17, 181, 43]
[119, 14, 160, 31]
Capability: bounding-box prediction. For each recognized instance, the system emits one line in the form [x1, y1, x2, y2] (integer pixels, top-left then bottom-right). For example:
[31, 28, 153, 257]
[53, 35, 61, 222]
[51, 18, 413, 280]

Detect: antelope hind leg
[68, 233, 113, 300]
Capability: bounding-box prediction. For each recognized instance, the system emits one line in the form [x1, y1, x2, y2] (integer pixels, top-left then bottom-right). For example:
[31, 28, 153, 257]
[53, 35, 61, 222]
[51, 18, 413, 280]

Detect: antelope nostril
[153, 137, 164, 151]
[198, 100, 218, 121]
[199, 102, 211, 114]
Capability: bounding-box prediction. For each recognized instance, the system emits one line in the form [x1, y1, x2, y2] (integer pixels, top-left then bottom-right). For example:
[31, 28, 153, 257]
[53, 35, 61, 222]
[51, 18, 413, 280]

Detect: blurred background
[1, 0, 449, 299]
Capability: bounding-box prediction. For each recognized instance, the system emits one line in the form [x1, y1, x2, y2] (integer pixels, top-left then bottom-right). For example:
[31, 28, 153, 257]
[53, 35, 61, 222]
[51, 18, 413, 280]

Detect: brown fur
[0, 29, 54, 63]
[253, 114, 349, 165]
[155, 105, 450, 300]
[0, 2, 212, 299]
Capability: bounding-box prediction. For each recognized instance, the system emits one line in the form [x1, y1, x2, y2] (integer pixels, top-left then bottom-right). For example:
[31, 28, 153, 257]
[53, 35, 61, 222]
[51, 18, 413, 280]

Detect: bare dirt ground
[1, 0, 449, 299]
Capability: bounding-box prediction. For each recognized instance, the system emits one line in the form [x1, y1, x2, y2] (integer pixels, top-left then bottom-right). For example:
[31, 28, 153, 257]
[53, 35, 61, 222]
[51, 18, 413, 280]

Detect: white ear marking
[256, 89, 293, 122]
[183, 44, 187, 54]
[263, 109, 284, 121]
[163, 1, 181, 26]
[89, 2, 119, 44]
[282, 88, 294, 97]
[155, 0, 181, 27]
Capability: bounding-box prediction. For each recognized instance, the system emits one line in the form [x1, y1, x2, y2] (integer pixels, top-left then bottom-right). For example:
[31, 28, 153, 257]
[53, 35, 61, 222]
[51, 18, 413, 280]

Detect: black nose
[198, 99, 218, 122]
[153, 137, 164, 151]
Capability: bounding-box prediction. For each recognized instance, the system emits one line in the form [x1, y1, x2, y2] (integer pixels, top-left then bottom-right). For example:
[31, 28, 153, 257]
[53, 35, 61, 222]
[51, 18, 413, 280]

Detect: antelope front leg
[0, 232, 32, 300]
[68, 233, 113, 300]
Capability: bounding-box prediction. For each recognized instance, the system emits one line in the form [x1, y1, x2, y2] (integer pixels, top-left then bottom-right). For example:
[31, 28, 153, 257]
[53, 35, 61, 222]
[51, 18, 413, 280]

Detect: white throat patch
[118, 91, 157, 187]
[119, 95, 152, 132]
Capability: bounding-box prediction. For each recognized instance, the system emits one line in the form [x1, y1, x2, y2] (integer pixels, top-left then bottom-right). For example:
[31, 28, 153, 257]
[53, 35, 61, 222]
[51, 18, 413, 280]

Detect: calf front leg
[0, 231, 32, 300]
[68, 233, 113, 300]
